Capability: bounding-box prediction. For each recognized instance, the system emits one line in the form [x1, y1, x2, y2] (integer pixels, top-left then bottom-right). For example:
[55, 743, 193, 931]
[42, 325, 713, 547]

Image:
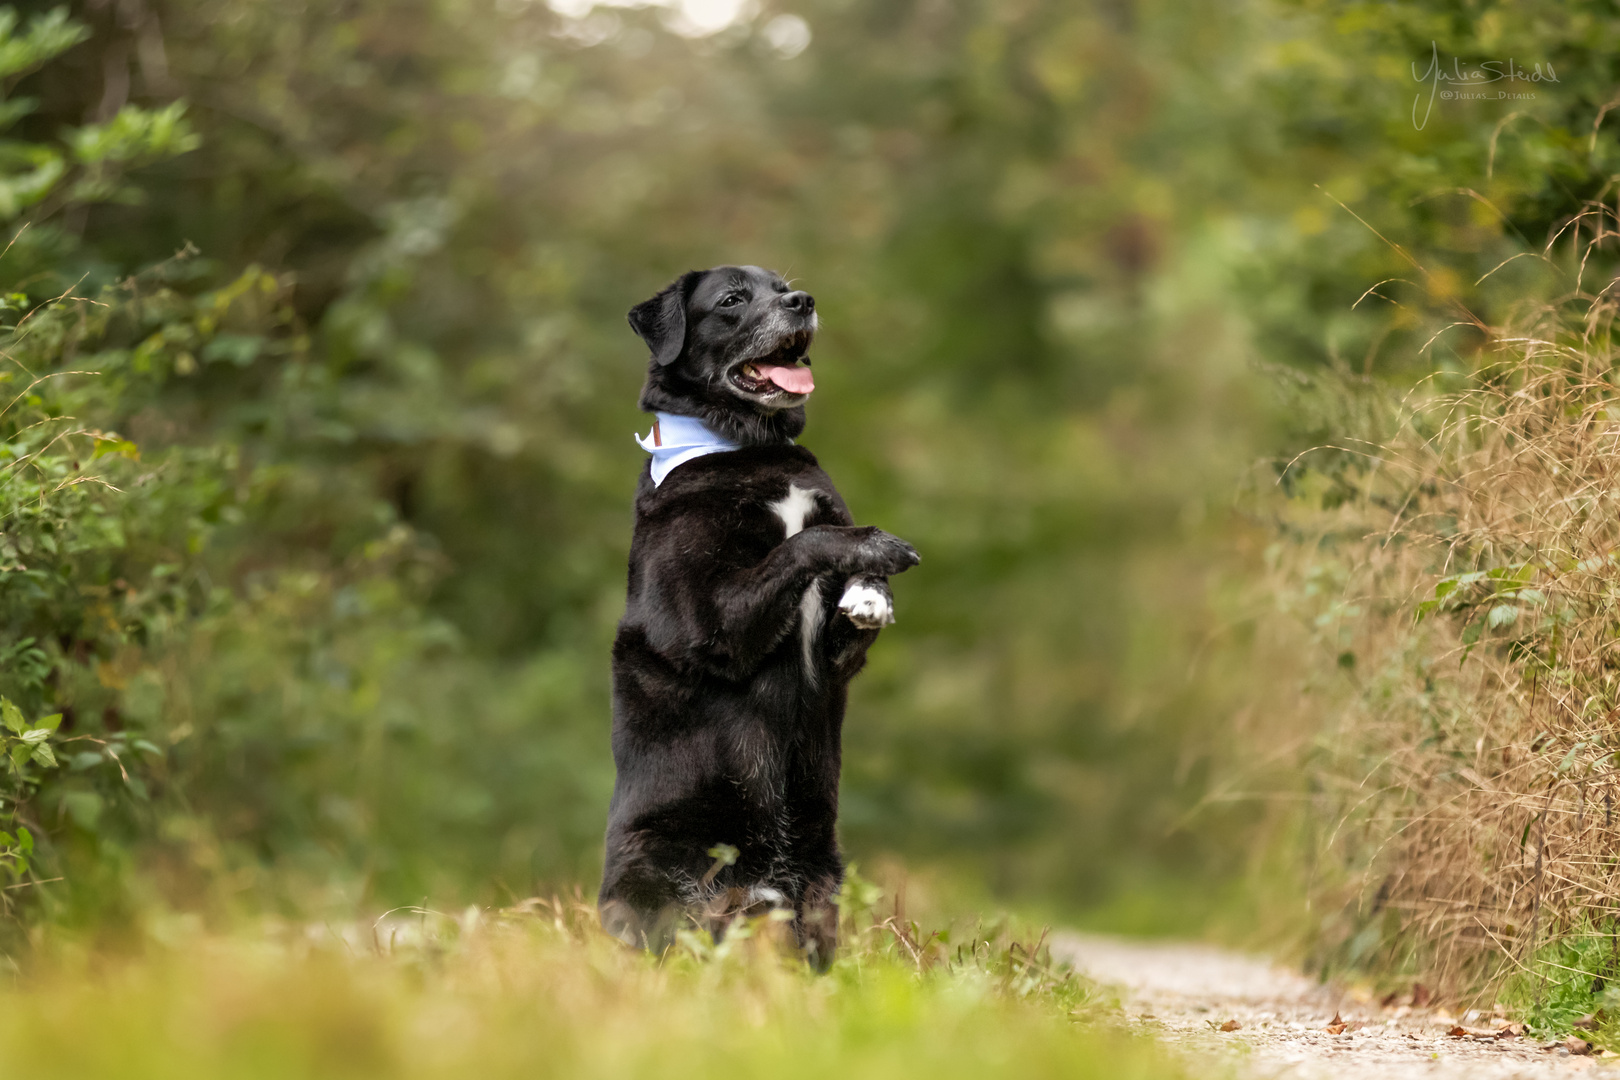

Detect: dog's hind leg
[599, 896, 682, 953]
[795, 873, 842, 972]
[598, 835, 685, 952]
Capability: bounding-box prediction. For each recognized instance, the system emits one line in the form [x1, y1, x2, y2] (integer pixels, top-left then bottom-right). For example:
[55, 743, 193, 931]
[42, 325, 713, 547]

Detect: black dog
[598, 265, 918, 967]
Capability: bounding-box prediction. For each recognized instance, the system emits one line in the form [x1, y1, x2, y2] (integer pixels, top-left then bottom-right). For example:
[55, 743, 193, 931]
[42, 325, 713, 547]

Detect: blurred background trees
[0, 0, 1613, 932]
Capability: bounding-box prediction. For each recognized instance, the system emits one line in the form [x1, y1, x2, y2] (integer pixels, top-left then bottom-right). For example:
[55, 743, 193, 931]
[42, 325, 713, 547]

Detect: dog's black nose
[781, 290, 815, 315]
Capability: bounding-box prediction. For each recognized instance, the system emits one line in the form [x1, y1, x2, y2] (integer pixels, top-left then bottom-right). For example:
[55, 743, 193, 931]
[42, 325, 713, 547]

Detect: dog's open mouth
[729, 332, 814, 398]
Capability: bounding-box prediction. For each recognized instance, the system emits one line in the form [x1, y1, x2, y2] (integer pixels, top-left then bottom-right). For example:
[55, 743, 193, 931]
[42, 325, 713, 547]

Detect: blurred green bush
[0, 0, 1614, 932]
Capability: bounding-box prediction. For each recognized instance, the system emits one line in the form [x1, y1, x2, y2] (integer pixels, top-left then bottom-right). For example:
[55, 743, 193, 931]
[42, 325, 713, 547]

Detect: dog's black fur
[599, 265, 918, 967]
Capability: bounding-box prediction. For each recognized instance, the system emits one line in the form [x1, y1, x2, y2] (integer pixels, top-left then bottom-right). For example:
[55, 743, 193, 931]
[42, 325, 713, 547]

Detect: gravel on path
[1052, 933, 1609, 1079]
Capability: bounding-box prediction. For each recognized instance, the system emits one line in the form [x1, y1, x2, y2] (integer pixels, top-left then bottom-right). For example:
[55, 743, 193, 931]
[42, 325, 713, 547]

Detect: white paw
[838, 581, 894, 629]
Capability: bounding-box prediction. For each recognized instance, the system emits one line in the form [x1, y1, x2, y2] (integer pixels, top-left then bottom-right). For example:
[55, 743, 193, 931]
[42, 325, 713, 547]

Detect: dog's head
[630, 265, 818, 445]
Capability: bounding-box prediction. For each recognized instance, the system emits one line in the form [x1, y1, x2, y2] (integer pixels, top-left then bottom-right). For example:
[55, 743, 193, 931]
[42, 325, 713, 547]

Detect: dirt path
[1053, 934, 1608, 1078]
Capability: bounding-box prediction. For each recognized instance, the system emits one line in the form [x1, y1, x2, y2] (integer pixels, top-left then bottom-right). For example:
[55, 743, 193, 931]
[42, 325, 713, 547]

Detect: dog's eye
[718, 293, 745, 307]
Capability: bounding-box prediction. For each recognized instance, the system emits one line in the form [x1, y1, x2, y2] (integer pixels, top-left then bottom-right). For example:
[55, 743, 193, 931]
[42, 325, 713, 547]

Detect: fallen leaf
[1326, 1012, 1347, 1035]
[1447, 1025, 1468, 1038]
[1495, 1022, 1525, 1038]
[1573, 1013, 1600, 1030]
[1219, 1020, 1241, 1032]
[1567, 1036, 1594, 1056]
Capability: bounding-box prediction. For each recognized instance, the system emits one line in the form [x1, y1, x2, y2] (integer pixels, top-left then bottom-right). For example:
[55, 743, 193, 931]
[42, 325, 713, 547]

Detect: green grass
[0, 899, 1194, 1080]
[1498, 926, 1620, 1047]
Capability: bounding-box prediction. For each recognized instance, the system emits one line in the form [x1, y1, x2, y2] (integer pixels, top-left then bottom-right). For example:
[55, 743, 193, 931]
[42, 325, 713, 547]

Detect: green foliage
[1503, 929, 1620, 1043]
[0, 695, 49, 878]
[0, 8, 193, 220]
[6, 0, 1278, 916]
[0, 7, 83, 80]
[66, 102, 200, 205]
[0, 0, 1612, 940]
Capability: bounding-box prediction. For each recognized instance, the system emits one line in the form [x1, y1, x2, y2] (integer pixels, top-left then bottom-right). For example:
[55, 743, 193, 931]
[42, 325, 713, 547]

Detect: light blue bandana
[634, 411, 741, 487]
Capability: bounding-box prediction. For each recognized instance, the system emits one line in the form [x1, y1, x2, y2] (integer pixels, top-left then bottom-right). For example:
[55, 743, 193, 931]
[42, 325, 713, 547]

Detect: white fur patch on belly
[799, 577, 825, 682]
[747, 885, 787, 908]
[838, 580, 894, 629]
[770, 484, 819, 538]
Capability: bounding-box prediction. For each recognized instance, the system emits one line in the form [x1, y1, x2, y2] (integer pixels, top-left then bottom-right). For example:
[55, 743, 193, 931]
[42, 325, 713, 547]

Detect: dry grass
[1264, 226, 1620, 1009]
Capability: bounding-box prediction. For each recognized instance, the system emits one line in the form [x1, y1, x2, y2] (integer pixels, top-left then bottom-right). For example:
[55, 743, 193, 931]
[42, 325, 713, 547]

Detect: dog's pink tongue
[758, 364, 814, 394]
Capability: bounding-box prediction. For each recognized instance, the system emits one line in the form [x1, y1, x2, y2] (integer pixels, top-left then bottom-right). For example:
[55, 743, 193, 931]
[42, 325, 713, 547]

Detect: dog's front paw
[853, 528, 919, 576]
[838, 578, 894, 629]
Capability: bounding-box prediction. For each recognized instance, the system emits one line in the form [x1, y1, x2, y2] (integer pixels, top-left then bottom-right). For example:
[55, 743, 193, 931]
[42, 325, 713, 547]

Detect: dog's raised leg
[692, 525, 916, 679]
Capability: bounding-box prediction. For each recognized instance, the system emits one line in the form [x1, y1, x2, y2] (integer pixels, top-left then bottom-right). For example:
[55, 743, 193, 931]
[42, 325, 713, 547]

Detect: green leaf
[1488, 604, 1519, 629]
[18, 826, 33, 854]
[0, 147, 64, 220]
[29, 742, 54, 768]
[67, 102, 199, 169]
[19, 728, 51, 745]
[0, 9, 89, 82]
[0, 697, 25, 735]
[0, 97, 35, 135]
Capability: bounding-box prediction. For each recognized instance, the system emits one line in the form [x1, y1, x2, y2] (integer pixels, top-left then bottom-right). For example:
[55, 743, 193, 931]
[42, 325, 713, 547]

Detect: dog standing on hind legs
[598, 265, 918, 969]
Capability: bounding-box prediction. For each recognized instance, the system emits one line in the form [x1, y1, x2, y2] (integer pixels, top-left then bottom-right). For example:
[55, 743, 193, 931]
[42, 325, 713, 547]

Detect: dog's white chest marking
[770, 484, 819, 538]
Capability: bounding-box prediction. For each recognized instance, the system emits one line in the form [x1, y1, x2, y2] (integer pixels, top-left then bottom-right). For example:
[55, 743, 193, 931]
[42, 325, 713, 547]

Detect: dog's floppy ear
[628, 271, 703, 367]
